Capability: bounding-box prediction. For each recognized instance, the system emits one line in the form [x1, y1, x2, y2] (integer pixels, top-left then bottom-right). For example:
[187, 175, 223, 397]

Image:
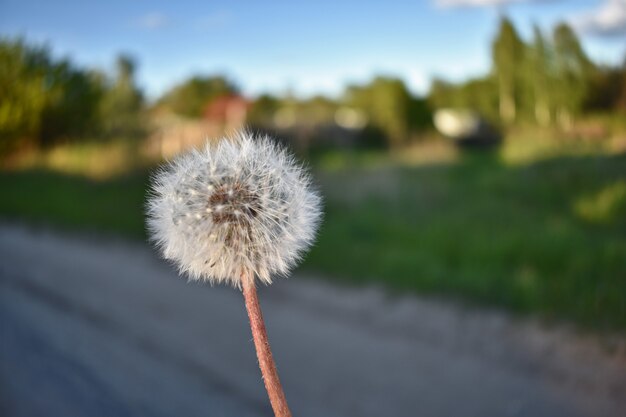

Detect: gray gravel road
[1, 224, 624, 417]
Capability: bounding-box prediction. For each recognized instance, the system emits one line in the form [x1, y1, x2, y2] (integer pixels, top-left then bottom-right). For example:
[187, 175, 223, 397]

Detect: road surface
[0, 223, 624, 417]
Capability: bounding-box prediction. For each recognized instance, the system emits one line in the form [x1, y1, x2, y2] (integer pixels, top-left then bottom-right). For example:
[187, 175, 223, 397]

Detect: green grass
[0, 170, 150, 238]
[306, 152, 626, 329]
[1, 151, 625, 329]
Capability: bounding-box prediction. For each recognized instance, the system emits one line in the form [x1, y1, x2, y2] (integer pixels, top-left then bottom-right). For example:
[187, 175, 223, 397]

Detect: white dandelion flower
[146, 131, 322, 287]
[147, 131, 320, 417]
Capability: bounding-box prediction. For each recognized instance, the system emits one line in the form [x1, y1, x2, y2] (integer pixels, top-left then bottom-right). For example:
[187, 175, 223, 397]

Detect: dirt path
[0, 223, 624, 417]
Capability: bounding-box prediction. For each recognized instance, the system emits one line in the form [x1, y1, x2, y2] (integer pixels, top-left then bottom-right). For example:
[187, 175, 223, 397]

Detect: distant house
[203, 94, 250, 131]
[145, 95, 252, 160]
[144, 111, 217, 160]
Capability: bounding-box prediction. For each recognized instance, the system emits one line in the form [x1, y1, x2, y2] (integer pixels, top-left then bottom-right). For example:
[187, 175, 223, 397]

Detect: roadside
[1, 223, 625, 417]
[3, 152, 626, 330]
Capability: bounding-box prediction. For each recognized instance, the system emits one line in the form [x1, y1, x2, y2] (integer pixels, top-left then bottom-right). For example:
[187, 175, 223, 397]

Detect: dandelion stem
[242, 276, 292, 417]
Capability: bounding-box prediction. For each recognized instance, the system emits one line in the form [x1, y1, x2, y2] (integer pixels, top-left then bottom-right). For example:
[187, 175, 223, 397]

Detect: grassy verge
[0, 170, 149, 238]
[1, 150, 625, 329]
[307, 152, 626, 329]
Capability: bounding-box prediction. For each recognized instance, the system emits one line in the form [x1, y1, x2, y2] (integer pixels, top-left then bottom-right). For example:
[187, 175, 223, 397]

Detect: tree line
[429, 17, 626, 129]
[2, 18, 625, 157]
[0, 37, 144, 155]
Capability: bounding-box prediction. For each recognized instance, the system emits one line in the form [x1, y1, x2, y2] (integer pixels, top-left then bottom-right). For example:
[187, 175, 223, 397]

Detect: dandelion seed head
[146, 131, 322, 287]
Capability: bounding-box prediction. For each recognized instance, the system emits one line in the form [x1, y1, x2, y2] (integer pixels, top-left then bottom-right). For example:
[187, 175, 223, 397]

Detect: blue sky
[1, 0, 624, 99]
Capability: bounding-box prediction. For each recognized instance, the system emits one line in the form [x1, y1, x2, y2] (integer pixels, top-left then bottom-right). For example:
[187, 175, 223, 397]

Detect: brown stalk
[241, 273, 292, 417]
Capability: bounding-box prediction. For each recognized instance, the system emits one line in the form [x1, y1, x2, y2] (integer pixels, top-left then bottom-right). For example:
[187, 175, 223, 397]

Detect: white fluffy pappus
[147, 132, 322, 287]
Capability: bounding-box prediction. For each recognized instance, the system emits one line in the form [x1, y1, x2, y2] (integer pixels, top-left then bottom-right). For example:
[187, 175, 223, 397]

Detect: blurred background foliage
[429, 19, 624, 128]
[1, 16, 625, 330]
[155, 75, 238, 118]
[1, 17, 625, 159]
[0, 39, 146, 156]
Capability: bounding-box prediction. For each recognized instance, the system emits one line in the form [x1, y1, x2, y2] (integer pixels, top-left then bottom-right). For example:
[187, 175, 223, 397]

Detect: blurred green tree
[492, 16, 525, 124]
[99, 55, 144, 138]
[617, 57, 626, 112]
[157, 76, 238, 118]
[0, 39, 49, 153]
[584, 64, 626, 113]
[407, 96, 433, 131]
[552, 23, 595, 129]
[428, 78, 456, 110]
[428, 18, 616, 131]
[0, 38, 106, 154]
[302, 95, 337, 126]
[247, 94, 281, 127]
[39, 61, 104, 146]
[344, 76, 413, 148]
[528, 25, 553, 126]
[427, 76, 498, 123]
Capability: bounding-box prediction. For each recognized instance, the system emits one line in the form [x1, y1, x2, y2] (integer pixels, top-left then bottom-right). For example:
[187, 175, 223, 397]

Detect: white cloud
[571, 0, 626, 37]
[136, 12, 170, 30]
[435, 0, 551, 8]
